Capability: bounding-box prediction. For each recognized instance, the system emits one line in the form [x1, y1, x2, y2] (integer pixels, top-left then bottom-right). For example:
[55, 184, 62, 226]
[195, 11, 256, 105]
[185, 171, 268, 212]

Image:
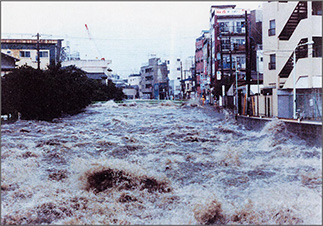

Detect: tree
[1, 64, 125, 121]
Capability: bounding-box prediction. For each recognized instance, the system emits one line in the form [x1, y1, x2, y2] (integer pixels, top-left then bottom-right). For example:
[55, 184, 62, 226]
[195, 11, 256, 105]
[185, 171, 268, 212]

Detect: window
[177, 58, 181, 61]
[233, 39, 245, 51]
[145, 68, 153, 73]
[7, 50, 11, 54]
[312, 1, 322, 15]
[219, 22, 229, 32]
[260, 57, 263, 62]
[268, 20, 275, 36]
[145, 75, 153, 81]
[20, 51, 31, 57]
[177, 67, 181, 71]
[236, 21, 245, 33]
[39, 51, 49, 58]
[269, 54, 276, 70]
[221, 39, 231, 50]
[313, 37, 322, 57]
[296, 38, 308, 60]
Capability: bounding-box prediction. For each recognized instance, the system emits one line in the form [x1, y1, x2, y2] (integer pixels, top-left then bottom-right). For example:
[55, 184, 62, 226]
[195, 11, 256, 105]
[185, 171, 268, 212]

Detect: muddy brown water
[1, 100, 321, 225]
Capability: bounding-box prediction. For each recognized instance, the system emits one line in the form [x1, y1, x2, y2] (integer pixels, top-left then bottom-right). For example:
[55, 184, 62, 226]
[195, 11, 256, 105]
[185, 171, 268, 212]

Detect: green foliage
[91, 80, 126, 102]
[1, 64, 125, 121]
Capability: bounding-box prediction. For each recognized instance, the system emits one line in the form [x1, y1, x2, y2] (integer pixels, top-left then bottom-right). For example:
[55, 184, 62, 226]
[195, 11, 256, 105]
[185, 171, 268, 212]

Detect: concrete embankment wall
[236, 115, 322, 147]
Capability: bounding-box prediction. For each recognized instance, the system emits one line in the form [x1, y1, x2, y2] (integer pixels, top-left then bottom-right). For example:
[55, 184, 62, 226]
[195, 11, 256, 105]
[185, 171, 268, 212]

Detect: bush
[91, 80, 125, 102]
[1, 64, 125, 121]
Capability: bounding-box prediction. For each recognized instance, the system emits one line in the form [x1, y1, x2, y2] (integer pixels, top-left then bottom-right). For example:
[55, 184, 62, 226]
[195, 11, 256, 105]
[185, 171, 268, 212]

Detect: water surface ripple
[1, 100, 321, 225]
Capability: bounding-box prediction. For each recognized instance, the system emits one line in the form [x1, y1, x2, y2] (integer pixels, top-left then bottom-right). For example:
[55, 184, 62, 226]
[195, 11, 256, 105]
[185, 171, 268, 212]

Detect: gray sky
[1, 1, 261, 78]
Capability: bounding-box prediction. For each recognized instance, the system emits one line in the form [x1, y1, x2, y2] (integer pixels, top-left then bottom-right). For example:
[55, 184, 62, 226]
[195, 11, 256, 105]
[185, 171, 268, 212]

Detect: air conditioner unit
[241, 27, 245, 33]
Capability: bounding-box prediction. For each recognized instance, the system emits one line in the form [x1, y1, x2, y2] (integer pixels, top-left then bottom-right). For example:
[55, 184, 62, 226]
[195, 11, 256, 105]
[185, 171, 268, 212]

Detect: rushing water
[1, 100, 322, 225]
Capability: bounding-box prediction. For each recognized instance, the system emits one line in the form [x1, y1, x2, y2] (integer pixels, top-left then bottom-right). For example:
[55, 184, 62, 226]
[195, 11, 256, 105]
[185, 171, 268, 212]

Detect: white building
[128, 74, 141, 87]
[127, 74, 141, 99]
[167, 58, 182, 99]
[61, 59, 112, 85]
[262, 1, 322, 120]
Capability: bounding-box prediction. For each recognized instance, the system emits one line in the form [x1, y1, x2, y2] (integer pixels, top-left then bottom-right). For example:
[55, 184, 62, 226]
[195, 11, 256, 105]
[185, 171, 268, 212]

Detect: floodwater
[1, 100, 322, 225]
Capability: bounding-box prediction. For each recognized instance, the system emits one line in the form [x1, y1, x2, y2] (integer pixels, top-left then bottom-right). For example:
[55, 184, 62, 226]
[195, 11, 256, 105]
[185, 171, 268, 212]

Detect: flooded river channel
[1, 100, 321, 225]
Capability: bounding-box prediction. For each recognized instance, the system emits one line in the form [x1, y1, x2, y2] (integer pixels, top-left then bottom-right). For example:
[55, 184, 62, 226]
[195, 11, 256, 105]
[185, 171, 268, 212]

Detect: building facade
[262, 1, 322, 120]
[210, 5, 248, 107]
[61, 59, 112, 85]
[139, 58, 169, 100]
[167, 58, 182, 99]
[127, 73, 141, 99]
[182, 56, 195, 99]
[195, 30, 211, 100]
[1, 38, 63, 70]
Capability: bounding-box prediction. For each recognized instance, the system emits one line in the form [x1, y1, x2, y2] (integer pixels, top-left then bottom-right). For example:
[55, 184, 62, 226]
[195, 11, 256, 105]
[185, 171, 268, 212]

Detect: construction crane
[85, 24, 105, 60]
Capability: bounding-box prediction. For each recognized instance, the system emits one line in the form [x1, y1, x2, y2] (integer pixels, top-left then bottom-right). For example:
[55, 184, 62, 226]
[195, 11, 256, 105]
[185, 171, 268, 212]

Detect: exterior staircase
[278, 1, 308, 41]
[279, 38, 308, 78]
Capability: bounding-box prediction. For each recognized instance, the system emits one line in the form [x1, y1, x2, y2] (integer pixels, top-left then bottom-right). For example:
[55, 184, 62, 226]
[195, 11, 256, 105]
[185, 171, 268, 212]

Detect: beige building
[262, 1, 322, 120]
[1, 39, 63, 70]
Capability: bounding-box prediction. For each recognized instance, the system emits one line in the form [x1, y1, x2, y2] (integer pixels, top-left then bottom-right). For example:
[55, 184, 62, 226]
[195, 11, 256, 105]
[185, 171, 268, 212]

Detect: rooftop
[1, 39, 63, 44]
[211, 5, 236, 9]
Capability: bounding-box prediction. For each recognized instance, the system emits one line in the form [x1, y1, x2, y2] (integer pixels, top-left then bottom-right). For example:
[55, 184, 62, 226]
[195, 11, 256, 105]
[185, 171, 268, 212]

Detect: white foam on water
[1, 101, 321, 225]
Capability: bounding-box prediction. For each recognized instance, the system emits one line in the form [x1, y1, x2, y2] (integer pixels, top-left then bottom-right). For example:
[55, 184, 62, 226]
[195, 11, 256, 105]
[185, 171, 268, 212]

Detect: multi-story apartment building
[139, 57, 169, 100]
[167, 58, 182, 99]
[262, 1, 322, 120]
[182, 56, 195, 99]
[1, 38, 63, 70]
[195, 31, 210, 98]
[210, 5, 248, 107]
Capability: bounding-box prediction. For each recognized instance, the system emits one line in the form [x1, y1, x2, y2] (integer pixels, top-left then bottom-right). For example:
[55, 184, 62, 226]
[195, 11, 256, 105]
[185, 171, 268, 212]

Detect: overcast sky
[1, 1, 261, 78]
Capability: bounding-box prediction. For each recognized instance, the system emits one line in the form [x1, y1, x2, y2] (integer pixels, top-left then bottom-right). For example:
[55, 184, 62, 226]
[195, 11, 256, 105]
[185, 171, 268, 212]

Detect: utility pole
[37, 33, 40, 70]
[256, 55, 259, 116]
[235, 60, 238, 116]
[180, 61, 184, 99]
[229, 32, 233, 82]
[220, 36, 224, 107]
[245, 11, 251, 115]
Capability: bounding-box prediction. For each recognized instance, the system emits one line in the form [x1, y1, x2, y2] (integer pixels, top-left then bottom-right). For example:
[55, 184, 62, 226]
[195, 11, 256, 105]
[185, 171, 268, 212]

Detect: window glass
[39, 51, 49, 58]
[269, 54, 276, 70]
[312, 1, 322, 15]
[313, 37, 322, 57]
[269, 20, 276, 36]
[20, 51, 31, 57]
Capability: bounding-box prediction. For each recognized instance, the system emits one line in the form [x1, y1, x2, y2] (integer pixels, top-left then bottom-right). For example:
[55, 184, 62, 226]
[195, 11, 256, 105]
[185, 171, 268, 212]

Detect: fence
[278, 91, 322, 121]
[296, 92, 322, 121]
